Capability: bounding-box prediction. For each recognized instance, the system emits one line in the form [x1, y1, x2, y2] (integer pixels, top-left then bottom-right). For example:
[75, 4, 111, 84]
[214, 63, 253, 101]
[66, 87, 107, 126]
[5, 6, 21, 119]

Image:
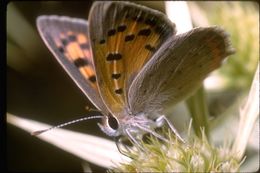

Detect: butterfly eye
[108, 115, 119, 130]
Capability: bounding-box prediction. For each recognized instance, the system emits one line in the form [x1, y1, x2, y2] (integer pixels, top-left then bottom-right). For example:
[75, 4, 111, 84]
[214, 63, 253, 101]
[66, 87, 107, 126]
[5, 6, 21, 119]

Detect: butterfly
[36, 1, 235, 149]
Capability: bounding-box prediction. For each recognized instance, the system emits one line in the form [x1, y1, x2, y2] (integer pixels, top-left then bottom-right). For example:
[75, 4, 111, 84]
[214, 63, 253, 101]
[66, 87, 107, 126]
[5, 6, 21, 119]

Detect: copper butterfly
[35, 1, 235, 149]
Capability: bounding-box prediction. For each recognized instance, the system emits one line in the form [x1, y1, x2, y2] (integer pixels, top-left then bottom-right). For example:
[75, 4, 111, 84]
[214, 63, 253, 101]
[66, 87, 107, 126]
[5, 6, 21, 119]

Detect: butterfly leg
[115, 136, 135, 158]
[135, 124, 170, 143]
[156, 115, 185, 143]
[125, 128, 146, 151]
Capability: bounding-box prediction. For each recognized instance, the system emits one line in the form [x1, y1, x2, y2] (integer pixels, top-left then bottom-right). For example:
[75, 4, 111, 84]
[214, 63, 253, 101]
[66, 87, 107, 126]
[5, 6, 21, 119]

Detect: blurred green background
[7, 1, 258, 172]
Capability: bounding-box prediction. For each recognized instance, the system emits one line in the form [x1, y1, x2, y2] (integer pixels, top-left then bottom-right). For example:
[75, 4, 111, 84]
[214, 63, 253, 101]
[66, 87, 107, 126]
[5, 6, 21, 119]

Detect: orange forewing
[54, 31, 98, 89]
[89, 2, 176, 115]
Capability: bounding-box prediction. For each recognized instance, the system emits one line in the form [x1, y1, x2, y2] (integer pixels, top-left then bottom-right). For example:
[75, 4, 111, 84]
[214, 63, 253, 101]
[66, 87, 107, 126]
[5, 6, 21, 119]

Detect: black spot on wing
[115, 88, 123, 94]
[138, 28, 151, 36]
[108, 29, 116, 36]
[89, 75, 96, 83]
[99, 39, 105, 44]
[74, 58, 88, 67]
[106, 53, 122, 61]
[145, 44, 156, 52]
[117, 25, 127, 32]
[111, 73, 121, 79]
[125, 34, 135, 42]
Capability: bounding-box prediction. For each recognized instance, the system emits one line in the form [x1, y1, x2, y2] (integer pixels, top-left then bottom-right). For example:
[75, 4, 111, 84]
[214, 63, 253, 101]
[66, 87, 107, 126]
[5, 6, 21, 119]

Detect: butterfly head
[98, 114, 120, 137]
[98, 111, 156, 138]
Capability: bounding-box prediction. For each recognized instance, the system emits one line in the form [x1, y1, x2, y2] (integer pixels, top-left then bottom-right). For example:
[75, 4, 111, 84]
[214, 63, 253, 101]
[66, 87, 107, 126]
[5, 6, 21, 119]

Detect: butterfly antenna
[31, 115, 103, 136]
